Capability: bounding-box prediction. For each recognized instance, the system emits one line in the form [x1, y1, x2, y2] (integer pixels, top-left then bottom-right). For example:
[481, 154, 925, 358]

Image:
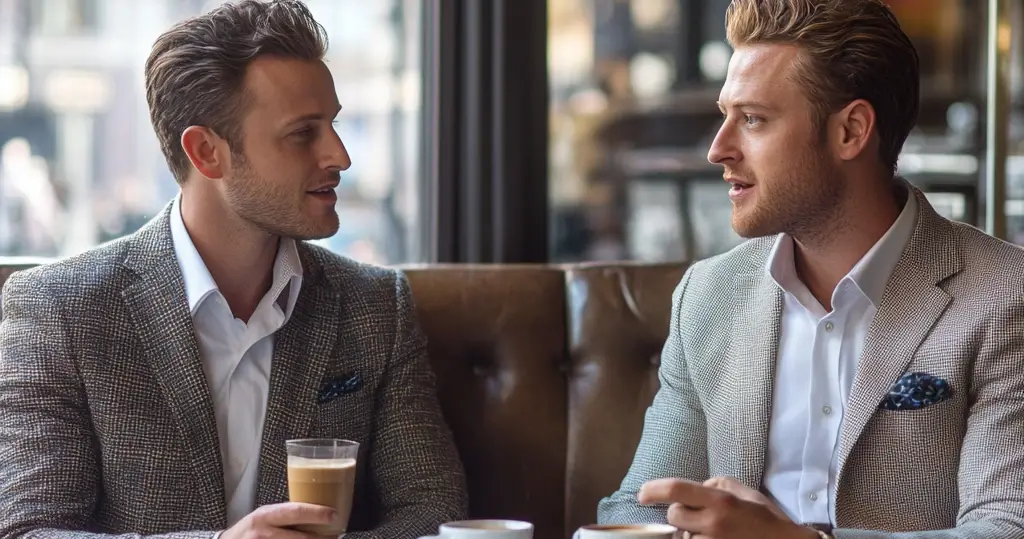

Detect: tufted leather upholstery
[0, 260, 687, 539]
[400, 262, 687, 538]
[562, 263, 687, 535]
[399, 265, 571, 536]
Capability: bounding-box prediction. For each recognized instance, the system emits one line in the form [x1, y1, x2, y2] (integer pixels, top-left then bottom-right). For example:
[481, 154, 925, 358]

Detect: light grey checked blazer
[0, 207, 467, 538]
[598, 187, 1024, 538]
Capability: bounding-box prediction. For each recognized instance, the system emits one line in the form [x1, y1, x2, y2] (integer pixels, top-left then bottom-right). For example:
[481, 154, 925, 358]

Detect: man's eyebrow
[717, 100, 774, 111]
[281, 104, 343, 128]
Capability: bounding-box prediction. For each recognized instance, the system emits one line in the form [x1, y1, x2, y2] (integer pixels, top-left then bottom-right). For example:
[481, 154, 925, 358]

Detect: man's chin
[275, 216, 339, 242]
[731, 214, 777, 239]
[295, 224, 339, 242]
[731, 213, 755, 238]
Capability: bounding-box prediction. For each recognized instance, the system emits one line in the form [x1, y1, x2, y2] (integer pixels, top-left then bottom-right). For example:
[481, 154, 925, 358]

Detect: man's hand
[220, 502, 341, 539]
[700, 477, 789, 521]
[638, 477, 818, 539]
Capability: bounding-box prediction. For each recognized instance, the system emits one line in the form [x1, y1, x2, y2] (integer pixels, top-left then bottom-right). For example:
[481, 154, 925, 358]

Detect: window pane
[1004, 0, 1024, 245]
[548, 0, 1013, 262]
[0, 0, 425, 264]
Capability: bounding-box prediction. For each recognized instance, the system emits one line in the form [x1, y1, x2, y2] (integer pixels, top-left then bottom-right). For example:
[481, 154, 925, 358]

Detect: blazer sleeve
[343, 271, 468, 539]
[833, 299, 1024, 539]
[597, 266, 710, 524]
[0, 271, 215, 539]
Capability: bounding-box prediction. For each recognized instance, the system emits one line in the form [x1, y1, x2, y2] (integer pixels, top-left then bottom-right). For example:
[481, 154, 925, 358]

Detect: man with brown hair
[0, 1, 466, 538]
[599, 1, 1024, 538]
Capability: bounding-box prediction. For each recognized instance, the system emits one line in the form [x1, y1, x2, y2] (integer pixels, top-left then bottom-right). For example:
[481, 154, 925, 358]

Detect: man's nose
[324, 129, 351, 171]
[707, 122, 739, 164]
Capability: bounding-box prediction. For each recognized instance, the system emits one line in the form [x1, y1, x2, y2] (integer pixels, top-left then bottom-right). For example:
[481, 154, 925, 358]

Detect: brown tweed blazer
[0, 208, 467, 538]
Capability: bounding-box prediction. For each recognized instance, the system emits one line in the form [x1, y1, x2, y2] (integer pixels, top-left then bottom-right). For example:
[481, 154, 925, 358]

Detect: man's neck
[792, 187, 903, 312]
[179, 191, 277, 322]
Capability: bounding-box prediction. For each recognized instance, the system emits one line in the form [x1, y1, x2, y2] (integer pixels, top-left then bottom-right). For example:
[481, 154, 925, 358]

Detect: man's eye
[745, 115, 763, 126]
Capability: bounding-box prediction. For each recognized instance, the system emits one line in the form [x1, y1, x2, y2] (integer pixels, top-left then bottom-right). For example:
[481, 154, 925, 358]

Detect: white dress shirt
[169, 195, 303, 526]
[761, 193, 918, 526]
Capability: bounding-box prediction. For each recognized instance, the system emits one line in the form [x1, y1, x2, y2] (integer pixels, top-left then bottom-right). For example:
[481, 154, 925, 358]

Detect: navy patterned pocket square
[317, 373, 362, 404]
[879, 372, 953, 411]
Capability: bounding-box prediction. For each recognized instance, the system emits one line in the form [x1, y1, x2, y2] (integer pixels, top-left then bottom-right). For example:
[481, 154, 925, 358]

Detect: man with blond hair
[599, 1, 1024, 538]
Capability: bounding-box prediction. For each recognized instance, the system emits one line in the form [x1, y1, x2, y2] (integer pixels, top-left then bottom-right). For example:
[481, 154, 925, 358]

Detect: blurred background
[0, 0, 1021, 265]
[0, 0, 422, 263]
[548, 0, 1024, 262]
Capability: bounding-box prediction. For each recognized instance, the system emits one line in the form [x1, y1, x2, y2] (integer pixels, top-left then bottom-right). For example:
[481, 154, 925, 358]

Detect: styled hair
[145, 0, 328, 184]
[725, 0, 920, 172]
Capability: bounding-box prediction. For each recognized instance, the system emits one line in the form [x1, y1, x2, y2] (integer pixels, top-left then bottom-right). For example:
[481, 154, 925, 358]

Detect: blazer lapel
[836, 190, 959, 480]
[120, 207, 226, 527]
[730, 269, 783, 488]
[255, 249, 341, 506]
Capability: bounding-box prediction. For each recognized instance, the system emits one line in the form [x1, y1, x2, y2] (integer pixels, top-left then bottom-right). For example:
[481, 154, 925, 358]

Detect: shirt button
[824, 322, 835, 332]
[809, 492, 819, 501]
[822, 405, 832, 416]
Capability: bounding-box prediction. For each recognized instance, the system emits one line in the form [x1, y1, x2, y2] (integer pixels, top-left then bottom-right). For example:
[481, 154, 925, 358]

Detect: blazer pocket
[317, 372, 363, 404]
[878, 371, 953, 411]
[314, 377, 373, 440]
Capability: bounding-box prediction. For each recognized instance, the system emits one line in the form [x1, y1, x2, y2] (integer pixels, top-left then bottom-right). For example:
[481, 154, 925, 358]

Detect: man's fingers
[263, 528, 322, 539]
[703, 476, 792, 521]
[251, 502, 338, 528]
[703, 476, 742, 490]
[638, 478, 728, 508]
[703, 476, 756, 500]
[666, 502, 719, 537]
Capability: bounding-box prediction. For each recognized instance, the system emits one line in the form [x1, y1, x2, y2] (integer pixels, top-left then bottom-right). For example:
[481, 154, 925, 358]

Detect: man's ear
[830, 98, 876, 162]
[180, 126, 228, 180]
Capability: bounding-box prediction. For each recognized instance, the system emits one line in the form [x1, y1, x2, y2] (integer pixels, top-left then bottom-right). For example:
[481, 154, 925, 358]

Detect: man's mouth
[727, 179, 753, 189]
[307, 186, 339, 203]
[727, 179, 755, 199]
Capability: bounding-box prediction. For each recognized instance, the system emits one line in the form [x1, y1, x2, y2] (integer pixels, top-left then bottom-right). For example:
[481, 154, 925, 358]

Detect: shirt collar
[845, 190, 918, 306]
[268, 232, 303, 320]
[169, 194, 303, 318]
[766, 187, 918, 308]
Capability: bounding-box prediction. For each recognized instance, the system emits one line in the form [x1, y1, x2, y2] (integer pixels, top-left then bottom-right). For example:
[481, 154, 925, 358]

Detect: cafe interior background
[0, 0, 1021, 266]
[0, 1, 1021, 538]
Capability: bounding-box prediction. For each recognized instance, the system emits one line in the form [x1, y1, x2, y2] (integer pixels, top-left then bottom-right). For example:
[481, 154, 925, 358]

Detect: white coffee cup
[417, 520, 534, 539]
[573, 523, 677, 538]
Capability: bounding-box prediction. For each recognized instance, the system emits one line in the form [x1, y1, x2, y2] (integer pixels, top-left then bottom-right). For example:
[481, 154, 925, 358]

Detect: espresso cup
[417, 520, 534, 539]
[574, 523, 677, 538]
